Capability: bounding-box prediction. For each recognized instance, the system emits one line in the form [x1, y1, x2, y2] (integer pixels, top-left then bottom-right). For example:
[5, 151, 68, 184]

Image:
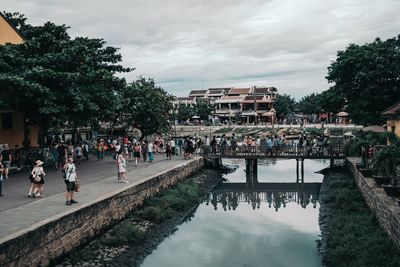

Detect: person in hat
[30, 160, 46, 198]
[64, 157, 79, 205]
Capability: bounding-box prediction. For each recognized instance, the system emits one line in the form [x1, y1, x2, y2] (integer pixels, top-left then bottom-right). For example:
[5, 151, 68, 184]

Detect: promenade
[0, 155, 193, 241]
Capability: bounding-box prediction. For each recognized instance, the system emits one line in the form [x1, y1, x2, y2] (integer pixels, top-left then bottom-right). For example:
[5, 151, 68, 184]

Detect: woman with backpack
[30, 160, 46, 198]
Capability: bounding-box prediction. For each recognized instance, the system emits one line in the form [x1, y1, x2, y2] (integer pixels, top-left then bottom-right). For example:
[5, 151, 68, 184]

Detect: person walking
[64, 157, 79, 205]
[147, 141, 154, 162]
[97, 139, 105, 160]
[0, 144, 12, 179]
[141, 141, 148, 162]
[83, 141, 89, 161]
[117, 152, 128, 183]
[31, 160, 46, 198]
[57, 142, 67, 171]
[0, 162, 4, 197]
[133, 142, 141, 166]
[166, 140, 172, 160]
[75, 145, 82, 164]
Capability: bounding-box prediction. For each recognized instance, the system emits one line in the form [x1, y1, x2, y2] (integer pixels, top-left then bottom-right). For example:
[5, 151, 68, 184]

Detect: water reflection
[206, 181, 321, 211]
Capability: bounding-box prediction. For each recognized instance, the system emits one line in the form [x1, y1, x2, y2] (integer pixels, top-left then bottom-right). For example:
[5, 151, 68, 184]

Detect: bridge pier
[245, 158, 258, 177]
[296, 159, 304, 183]
[330, 158, 335, 168]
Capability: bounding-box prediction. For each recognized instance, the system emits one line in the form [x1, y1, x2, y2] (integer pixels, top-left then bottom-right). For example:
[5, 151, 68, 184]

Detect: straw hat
[35, 160, 44, 166]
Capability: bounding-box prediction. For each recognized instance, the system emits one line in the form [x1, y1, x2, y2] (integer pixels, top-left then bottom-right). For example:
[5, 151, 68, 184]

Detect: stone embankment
[0, 158, 204, 267]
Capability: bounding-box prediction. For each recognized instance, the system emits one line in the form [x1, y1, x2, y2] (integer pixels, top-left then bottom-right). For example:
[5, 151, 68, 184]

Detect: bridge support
[245, 158, 258, 176]
[296, 159, 304, 183]
[212, 158, 222, 168]
[330, 158, 335, 168]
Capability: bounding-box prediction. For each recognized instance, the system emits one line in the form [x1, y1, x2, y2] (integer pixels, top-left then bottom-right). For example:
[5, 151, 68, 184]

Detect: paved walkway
[0, 154, 196, 241]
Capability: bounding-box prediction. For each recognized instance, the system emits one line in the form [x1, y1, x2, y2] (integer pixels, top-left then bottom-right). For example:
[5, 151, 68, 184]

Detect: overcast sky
[3, 0, 400, 98]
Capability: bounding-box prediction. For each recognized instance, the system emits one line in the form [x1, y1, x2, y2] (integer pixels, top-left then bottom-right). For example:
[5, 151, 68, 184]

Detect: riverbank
[319, 169, 400, 267]
[53, 167, 226, 267]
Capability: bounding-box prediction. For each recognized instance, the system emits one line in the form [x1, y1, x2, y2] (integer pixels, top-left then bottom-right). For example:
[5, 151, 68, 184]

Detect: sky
[2, 0, 400, 99]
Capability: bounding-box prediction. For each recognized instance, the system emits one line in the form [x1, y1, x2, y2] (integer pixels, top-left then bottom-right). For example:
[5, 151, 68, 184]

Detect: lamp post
[173, 108, 177, 144]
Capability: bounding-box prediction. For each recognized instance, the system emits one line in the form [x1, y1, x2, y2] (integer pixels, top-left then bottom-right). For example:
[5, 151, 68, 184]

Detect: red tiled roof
[189, 90, 207, 95]
[381, 101, 400, 118]
[229, 88, 251, 94]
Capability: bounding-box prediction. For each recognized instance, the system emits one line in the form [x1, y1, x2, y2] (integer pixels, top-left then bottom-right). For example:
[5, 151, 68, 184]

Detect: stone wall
[0, 158, 204, 267]
[346, 158, 400, 247]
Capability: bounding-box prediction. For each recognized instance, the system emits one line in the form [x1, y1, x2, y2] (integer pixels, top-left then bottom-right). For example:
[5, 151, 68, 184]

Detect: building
[214, 96, 244, 124]
[188, 90, 207, 98]
[381, 101, 400, 137]
[0, 13, 40, 147]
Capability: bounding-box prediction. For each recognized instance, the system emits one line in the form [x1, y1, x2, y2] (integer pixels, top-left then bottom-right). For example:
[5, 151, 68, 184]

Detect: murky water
[141, 159, 328, 267]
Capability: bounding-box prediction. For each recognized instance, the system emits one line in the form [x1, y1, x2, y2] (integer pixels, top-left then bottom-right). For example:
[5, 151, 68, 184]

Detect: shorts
[58, 156, 66, 164]
[66, 181, 76, 192]
[2, 161, 10, 168]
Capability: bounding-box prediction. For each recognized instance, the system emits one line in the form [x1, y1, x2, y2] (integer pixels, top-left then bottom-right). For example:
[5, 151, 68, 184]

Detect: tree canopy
[326, 35, 400, 125]
[121, 77, 173, 138]
[274, 93, 295, 119]
[0, 12, 130, 133]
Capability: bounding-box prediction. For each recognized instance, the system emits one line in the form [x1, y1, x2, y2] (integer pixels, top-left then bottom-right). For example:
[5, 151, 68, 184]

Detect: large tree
[177, 104, 196, 123]
[296, 93, 321, 115]
[121, 77, 173, 138]
[326, 36, 400, 125]
[0, 12, 130, 144]
[194, 98, 214, 121]
[274, 93, 295, 119]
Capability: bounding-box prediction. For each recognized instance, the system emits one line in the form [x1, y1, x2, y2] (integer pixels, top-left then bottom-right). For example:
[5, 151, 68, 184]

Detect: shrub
[103, 221, 143, 247]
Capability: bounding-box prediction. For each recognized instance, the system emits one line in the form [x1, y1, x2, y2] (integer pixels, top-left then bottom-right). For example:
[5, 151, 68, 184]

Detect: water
[141, 159, 328, 267]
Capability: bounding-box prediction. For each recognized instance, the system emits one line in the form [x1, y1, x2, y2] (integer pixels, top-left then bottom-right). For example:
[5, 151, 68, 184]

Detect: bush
[103, 221, 143, 247]
[138, 206, 172, 223]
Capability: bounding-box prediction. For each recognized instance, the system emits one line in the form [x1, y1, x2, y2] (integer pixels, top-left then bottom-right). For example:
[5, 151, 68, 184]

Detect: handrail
[202, 144, 345, 158]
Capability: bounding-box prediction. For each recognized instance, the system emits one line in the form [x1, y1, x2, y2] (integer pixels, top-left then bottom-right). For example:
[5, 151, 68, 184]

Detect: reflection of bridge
[205, 180, 321, 212]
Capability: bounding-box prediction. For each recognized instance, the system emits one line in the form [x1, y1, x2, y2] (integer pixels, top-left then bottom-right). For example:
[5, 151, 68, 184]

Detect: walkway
[0, 155, 193, 241]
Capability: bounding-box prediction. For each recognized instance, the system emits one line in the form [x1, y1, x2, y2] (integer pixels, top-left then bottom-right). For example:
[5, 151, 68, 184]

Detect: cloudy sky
[3, 0, 400, 98]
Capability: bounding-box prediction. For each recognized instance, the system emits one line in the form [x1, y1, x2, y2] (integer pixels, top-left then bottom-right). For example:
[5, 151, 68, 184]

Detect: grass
[321, 171, 400, 267]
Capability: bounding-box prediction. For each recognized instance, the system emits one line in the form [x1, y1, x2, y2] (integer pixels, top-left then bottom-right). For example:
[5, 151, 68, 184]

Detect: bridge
[202, 144, 345, 175]
[202, 144, 345, 159]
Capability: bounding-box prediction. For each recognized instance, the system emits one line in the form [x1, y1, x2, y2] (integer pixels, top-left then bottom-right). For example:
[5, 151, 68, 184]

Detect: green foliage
[0, 12, 130, 133]
[177, 104, 196, 122]
[137, 179, 203, 223]
[121, 77, 173, 138]
[296, 93, 321, 114]
[344, 131, 397, 156]
[326, 35, 400, 125]
[194, 98, 214, 121]
[274, 93, 295, 118]
[322, 171, 400, 267]
[103, 221, 143, 247]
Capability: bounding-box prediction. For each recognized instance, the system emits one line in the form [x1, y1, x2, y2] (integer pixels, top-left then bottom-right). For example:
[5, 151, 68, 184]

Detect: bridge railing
[202, 144, 344, 158]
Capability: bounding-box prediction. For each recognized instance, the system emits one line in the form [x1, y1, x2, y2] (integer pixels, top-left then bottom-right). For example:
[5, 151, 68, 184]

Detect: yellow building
[381, 101, 400, 137]
[0, 13, 39, 147]
[0, 13, 24, 45]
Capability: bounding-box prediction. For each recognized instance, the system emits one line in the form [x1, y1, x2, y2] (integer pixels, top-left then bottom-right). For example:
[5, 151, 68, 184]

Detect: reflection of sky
[141, 160, 325, 267]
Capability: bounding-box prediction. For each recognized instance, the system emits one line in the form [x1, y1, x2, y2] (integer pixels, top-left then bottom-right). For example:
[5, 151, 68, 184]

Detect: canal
[141, 159, 328, 267]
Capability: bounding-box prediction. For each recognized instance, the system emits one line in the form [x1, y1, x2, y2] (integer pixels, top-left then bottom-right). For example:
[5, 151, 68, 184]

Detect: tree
[194, 98, 214, 121]
[326, 36, 400, 125]
[274, 93, 295, 119]
[177, 104, 196, 123]
[318, 87, 346, 115]
[0, 12, 130, 144]
[296, 93, 321, 115]
[121, 77, 173, 138]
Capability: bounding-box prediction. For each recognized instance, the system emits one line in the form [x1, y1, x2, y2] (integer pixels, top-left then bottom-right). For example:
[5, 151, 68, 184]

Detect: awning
[241, 111, 258, 116]
[262, 111, 275, 117]
[337, 111, 349, 117]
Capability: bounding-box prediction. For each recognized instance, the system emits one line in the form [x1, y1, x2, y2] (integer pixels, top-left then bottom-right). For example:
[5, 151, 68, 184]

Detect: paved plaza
[0, 154, 193, 241]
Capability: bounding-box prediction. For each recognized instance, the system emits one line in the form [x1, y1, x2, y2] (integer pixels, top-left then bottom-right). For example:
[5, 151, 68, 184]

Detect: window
[2, 113, 13, 130]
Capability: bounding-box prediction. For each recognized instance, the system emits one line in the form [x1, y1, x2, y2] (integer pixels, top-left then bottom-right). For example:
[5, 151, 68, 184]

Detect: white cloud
[3, 0, 400, 99]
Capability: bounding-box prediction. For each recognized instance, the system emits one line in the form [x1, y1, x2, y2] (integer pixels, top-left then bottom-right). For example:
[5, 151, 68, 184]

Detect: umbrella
[192, 115, 200, 119]
[344, 131, 354, 137]
[337, 111, 349, 117]
[362, 125, 386, 133]
[262, 111, 275, 117]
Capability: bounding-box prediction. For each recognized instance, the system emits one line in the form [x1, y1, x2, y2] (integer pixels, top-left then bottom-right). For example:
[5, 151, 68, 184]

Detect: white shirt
[205, 137, 210, 146]
[65, 163, 77, 182]
[147, 143, 153, 153]
[170, 140, 175, 148]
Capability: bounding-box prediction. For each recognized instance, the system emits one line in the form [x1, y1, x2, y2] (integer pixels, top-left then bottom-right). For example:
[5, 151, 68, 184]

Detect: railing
[202, 144, 345, 158]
